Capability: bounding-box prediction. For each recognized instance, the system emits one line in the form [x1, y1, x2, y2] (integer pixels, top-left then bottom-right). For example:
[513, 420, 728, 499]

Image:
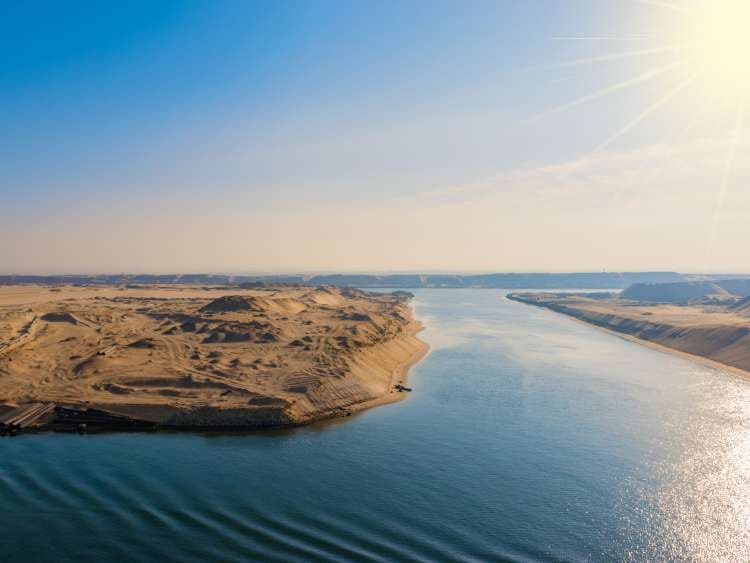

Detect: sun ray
[712, 98, 747, 239]
[551, 36, 655, 42]
[566, 73, 698, 174]
[527, 62, 683, 123]
[524, 45, 682, 73]
[679, 105, 701, 142]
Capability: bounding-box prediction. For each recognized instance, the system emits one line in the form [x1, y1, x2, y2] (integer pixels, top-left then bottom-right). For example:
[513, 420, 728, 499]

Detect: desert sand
[0, 284, 428, 429]
[508, 291, 750, 378]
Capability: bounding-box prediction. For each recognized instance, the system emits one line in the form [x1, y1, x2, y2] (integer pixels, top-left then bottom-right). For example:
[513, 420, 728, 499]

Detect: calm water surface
[2, 290, 750, 562]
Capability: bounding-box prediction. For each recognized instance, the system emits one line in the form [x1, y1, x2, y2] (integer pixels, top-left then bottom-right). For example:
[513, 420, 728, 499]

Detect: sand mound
[41, 312, 78, 324]
[202, 330, 252, 344]
[622, 279, 750, 304]
[339, 311, 372, 322]
[128, 338, 157, 349]
[199, 296, 252, 312]
[258, 297, 306, 315]
[162, 319, 199, 335]
[303, 287, 345, 307]
[340, 287, 368, 298]
[622, 281, 730, 303]
[199, 295, 306, 316]
[256, 331, 279, 342]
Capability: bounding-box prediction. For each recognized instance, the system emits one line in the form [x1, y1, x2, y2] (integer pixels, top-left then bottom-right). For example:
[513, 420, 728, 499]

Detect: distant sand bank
[508, 292, 750, 381]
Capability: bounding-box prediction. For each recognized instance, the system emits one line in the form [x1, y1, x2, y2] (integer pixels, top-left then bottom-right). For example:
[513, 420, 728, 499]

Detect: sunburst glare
[679, 0, 750, 98]
[536, 0, 750, 233]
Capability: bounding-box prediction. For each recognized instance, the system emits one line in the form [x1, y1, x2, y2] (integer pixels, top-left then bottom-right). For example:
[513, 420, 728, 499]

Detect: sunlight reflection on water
[617, 371, 750, 561]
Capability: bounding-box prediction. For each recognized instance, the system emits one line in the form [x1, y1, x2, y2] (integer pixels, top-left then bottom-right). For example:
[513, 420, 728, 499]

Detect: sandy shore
[0, 284, 429, 430]
[508, 292, 750, 381]
[337, 319, 429, 417]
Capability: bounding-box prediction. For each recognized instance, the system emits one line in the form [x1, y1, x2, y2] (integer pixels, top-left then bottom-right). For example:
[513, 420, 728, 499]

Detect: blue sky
[2, 1, 748, 273]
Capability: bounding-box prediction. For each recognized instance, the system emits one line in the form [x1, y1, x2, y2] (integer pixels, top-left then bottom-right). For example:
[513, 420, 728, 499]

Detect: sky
[2, 0, 749, 274]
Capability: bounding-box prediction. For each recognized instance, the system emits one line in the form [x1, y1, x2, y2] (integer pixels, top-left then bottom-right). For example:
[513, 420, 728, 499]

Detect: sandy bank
[0, 284, 429, 431]
[508, 292, 750, 381]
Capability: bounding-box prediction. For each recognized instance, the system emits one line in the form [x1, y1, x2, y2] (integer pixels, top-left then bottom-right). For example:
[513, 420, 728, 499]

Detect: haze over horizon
[4, 1, 749, 274]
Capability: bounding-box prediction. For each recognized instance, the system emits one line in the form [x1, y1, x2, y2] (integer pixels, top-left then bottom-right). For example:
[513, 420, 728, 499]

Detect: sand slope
[508, 292, 750, 377]
[0, 285, 427, 428]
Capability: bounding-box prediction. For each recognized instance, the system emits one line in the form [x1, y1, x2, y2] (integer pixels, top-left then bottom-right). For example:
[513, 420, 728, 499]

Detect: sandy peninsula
[0, 284, 428, 430]
[508, 284, 750, 379]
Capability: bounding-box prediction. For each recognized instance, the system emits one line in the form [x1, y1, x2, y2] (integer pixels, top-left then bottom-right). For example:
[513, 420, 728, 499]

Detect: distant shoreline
[0, 271, 694, 290]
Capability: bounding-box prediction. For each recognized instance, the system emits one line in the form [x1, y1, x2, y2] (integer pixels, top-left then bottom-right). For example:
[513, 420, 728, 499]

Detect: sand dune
[0, 284, 427, 428]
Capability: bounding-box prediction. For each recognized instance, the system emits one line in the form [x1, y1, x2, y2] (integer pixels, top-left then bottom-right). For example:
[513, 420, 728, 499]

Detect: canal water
[2, 289, 749, 561]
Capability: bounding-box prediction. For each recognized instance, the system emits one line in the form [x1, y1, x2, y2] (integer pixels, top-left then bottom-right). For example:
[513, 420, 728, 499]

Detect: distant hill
[310, 272, 687, 289]
[622, 279, 750, 303]
[0, 272, 687, 289]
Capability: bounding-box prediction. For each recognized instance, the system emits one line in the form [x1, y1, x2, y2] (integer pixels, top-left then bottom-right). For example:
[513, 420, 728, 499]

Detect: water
[2, 289, 749, 562]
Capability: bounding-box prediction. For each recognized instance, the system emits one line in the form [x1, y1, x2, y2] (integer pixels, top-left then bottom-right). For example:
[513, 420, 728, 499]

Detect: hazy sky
[3, 1, 748, 274]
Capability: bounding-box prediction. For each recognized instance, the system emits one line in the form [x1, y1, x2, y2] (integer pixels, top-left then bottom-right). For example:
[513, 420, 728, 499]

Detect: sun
[681, 0, 750, 97]
[533, 0, 750, 236]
